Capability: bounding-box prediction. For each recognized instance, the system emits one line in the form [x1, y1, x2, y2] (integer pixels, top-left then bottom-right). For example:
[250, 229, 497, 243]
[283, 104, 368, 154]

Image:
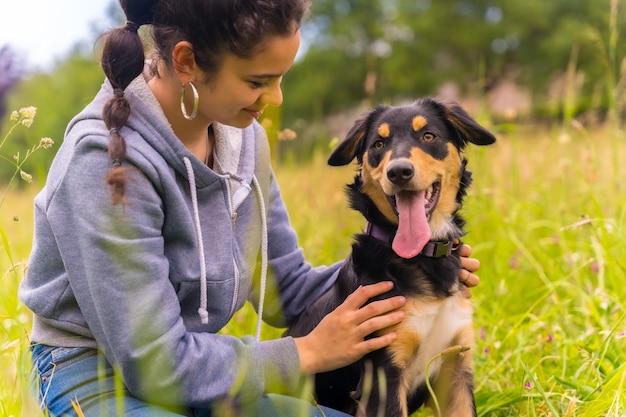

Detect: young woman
[19, 0, 480, 416]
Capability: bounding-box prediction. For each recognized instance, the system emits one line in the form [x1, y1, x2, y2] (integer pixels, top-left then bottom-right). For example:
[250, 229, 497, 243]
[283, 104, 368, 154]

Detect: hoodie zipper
[224, 178, 240, 319]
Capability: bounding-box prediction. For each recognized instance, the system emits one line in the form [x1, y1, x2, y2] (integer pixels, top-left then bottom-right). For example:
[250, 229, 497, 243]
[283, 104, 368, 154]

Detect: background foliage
[1, 0, 625, 181]
[287, 0, 626, 123]
[1, 0, 625, 416]
[3, 126, 625, 416]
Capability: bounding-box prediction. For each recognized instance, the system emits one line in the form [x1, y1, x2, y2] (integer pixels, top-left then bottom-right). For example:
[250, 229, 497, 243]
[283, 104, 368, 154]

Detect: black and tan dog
[287, 97, 495, 417]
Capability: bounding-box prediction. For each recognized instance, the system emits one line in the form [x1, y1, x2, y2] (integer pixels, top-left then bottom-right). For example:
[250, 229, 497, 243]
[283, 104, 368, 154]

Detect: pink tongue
[392, 190, 431, 259]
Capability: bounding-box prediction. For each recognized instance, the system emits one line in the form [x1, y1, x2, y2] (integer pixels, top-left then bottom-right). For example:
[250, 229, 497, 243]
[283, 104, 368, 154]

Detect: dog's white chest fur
[401, 294, 473, 392]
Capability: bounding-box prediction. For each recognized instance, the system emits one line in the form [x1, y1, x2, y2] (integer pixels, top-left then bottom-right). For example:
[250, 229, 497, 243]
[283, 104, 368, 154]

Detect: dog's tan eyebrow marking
[412, 116, 427, 131]
[378, 123, 391, 138]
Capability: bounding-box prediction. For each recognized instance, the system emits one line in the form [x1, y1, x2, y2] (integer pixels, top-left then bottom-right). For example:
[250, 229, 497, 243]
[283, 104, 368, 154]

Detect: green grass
[2, 126, 626, 416]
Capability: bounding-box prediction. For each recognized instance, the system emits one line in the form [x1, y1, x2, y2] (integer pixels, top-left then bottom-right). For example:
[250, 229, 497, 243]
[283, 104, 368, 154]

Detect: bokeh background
[1, 1, 625, 416]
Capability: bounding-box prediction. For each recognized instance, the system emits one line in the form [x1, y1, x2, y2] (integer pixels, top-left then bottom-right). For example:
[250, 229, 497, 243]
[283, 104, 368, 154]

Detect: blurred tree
[284, 0, 625, 126]
[3, 0, 624, 177]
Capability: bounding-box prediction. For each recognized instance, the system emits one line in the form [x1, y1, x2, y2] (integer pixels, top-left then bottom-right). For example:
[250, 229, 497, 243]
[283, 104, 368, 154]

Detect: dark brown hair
[100, 0, 310, 204]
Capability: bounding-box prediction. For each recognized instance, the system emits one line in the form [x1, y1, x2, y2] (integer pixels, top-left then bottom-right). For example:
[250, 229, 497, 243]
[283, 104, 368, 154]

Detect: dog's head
[329, 97, 495, 259]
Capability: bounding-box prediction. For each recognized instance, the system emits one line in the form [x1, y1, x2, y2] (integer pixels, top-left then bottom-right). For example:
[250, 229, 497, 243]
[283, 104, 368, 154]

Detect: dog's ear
[327, 112, 369, 166]
[440, 99, 496, 146]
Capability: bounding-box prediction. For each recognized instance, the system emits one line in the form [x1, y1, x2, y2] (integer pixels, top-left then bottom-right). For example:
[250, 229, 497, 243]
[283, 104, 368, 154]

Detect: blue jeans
[30, 343, 352, 417]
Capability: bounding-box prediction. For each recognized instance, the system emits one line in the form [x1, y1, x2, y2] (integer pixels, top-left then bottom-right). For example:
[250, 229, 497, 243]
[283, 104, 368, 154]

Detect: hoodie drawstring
[184, 157, 209, 324]
[183, 158, 268, 340]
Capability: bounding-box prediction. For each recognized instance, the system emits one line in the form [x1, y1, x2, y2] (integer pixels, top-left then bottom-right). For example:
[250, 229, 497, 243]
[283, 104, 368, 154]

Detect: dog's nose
[387, 160, 415, 185]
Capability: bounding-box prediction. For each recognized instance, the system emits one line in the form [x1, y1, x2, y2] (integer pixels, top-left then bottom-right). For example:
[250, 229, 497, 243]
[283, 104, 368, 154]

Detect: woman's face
[196, 30, 301, 128]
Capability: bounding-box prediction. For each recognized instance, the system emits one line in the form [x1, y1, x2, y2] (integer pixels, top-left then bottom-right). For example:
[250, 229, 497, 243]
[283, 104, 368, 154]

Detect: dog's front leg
[428, 326, 476, 417]
[355, 355, 407, 417]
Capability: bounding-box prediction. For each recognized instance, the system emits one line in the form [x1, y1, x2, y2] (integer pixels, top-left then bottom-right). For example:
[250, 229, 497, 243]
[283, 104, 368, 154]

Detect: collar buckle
[420, 241, 453, 258]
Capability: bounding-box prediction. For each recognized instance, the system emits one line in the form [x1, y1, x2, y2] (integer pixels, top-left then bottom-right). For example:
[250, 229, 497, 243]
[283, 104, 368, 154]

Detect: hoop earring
[180, 81, 199, 120]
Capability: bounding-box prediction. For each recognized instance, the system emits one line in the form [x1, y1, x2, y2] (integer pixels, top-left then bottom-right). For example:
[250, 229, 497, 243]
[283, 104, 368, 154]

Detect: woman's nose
[262, 80, 283, 107]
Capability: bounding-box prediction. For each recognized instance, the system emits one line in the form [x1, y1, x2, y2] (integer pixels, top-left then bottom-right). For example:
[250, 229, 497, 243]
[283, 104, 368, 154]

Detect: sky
[0, 0, 114, 71]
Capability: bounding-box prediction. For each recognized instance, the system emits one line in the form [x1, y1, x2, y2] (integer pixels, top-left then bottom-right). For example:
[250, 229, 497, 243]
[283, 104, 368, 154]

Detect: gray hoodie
[19, 74, 341, 407]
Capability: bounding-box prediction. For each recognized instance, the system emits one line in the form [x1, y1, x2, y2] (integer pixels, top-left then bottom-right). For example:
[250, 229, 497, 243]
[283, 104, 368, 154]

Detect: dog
[287, 97, 495, 417]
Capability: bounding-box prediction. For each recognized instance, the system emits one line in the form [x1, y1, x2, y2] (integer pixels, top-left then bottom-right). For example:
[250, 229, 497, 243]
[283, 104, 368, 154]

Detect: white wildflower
[19, 106, 37, 119]
[19, 106, 37, 127]
[39, 137, 54, 149]
[20, 170, 33, 183]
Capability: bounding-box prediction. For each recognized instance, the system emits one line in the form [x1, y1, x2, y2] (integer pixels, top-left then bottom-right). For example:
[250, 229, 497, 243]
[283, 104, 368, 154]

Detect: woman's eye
[373, 140, 385, 150]
[249, 80, 267, 89]
[423, 133, 436, 142]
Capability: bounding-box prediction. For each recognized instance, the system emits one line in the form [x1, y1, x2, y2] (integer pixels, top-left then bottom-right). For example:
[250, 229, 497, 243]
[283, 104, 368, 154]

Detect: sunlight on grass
[1, 188, 41, 417]
[1, 106, 55, 417]
[453, 126, 626, 417]
[2, 126, 626, 416]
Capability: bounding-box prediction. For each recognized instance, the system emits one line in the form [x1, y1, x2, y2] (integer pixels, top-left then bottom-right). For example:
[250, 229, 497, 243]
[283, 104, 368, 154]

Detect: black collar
[365, 222, 455, 258]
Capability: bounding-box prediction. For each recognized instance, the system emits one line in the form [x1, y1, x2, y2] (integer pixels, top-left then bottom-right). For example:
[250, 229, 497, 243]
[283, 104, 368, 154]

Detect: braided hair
[100, 0, 310, 204]
[100, 0, 158, 204]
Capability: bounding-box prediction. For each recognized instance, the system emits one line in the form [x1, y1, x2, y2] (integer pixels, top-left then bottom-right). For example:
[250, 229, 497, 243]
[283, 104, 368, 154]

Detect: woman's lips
[246, 109, 264, 119]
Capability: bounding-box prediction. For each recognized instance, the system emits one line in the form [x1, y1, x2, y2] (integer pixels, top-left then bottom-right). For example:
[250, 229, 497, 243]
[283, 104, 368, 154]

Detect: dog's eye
[373, 140, 385, 150]
[423, 133, 436, 142]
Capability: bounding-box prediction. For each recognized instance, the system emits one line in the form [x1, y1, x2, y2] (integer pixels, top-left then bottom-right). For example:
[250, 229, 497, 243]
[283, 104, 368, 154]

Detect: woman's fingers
[357, 307, 405, 334]
[340, 282, 406, 328]
[456, 241, 471, 257]
[458, 244, 480, 272]
[458, 268, 480, 288]
[356, 330, 399, 354]
[458, 243, 480, 289]
[296, 282, 406, 374]
[354, 294, 406, 326]
[341, 281, 394, 310]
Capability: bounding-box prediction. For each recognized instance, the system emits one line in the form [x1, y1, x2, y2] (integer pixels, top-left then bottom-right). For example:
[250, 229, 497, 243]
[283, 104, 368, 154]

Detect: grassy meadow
[1, 124, 626, 416]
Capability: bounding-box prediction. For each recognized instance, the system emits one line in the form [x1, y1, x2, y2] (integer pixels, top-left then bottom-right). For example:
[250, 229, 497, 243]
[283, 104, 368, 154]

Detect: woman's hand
[294, 281, 406, 375]
[457, 242, 480, 298]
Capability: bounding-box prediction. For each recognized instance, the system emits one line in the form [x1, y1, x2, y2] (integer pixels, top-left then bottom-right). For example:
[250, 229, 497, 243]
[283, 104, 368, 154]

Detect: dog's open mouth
[424, 182, 441, 217]
[390, 181, 441, 259]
